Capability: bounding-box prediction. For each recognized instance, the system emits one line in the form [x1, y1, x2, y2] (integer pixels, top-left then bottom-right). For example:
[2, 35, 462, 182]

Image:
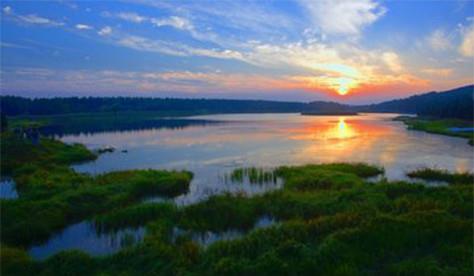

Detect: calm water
[30, 113, 473, 259]
[0, 178, 18, 199]
[29, 221, 145, 260]
[61, 113, 473, 204]
[172, 215, 278, 247]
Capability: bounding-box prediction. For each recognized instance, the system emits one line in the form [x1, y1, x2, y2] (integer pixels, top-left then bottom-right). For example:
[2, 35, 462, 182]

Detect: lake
[56, 113, 473, 205]
[28, 113, 473, 259]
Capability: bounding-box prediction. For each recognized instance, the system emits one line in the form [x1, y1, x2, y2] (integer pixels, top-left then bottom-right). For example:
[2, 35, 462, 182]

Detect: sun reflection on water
[336, 117, 355, 139]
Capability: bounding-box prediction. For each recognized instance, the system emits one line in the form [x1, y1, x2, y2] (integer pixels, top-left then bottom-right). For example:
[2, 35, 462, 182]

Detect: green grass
[1, 132, 97, 176]
[395, 116, 474, 145]
[7, 118, 48, 130]
[0, 132, 192, 247]
[1, 134, 472, 275]
[94, 203, 177, 233]
[407, 168, 473, 185]
[1, 169, 191, 247]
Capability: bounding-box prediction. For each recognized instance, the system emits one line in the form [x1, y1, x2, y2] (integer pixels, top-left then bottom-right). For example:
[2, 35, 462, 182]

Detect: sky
[1, 0, 473, 104]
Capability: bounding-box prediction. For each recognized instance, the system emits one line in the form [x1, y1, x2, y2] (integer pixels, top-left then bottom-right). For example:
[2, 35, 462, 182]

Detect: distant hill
[360, 85, 474, 120]
[1, 85, 472, 119]
[0, 97, 307, 116]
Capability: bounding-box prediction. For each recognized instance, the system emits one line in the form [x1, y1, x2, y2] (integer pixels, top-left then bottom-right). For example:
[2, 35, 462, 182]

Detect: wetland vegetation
[1, 130, 472, 275]
[395, 116, 474, 145]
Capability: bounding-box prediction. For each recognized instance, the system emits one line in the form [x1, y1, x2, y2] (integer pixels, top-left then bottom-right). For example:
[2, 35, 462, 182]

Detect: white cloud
[16, 14, 64, 26]
[0, 42, 31, 49]
[2, 6, 64, 27]
[459, 22, 474, 57]
[115, 34, 245, 61]
[151, 16, 194, 31]
[382, 52, 402, 72]
[421, 68, 453, 77]
[75, 24, 93, 30]
[3, 6, 12, 14]
[117, 35, 188, 56]
[0, 67, 305, 95]
[98, 26, 112, 36]
[116, 12, 147, 23]
[427, 29, 452, 51]
[107, 11, 218, 44]
[101, 28, 419, 95]
[299, 0, 386, 35]
[106, 11, 193, 32]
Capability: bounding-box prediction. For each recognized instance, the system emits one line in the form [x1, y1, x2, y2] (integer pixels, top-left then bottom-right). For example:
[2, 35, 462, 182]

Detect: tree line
[0, 97, 307, 116]
[1, 84, 472, 119]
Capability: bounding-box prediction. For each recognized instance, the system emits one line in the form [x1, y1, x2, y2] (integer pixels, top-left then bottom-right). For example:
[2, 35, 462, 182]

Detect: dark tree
[0, 113, 7, 132]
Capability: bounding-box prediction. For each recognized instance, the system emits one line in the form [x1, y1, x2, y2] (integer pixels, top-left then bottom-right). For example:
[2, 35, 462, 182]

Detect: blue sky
[1, 0, 473, 103]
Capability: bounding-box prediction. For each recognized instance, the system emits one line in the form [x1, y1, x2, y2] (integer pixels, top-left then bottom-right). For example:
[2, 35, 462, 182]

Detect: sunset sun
[337, 85, 349, 95]
[334, 77, 355, 95]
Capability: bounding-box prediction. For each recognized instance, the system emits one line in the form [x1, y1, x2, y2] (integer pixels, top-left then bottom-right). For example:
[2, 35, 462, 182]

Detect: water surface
[172, 215, 278, 247]
[30, 113, 473, 259]
[0, 178, 18, 199]
[29, 221, 145, 260]
[60, 113, 473, 204]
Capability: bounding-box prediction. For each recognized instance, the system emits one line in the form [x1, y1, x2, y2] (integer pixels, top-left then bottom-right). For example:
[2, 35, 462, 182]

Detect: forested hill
[0, 97, 308, 116]
[1, 84, 472, 119]
[360, 85, 474, 120]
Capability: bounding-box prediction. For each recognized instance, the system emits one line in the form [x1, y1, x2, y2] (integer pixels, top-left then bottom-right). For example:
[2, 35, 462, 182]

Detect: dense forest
[1, 85, 472, 119]
[360, 85, 474, 120]
[0, 97, 307, 116]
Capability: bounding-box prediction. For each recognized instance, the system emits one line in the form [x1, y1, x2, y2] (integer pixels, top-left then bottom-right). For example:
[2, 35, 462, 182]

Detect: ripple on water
[172, 215, 278, 247]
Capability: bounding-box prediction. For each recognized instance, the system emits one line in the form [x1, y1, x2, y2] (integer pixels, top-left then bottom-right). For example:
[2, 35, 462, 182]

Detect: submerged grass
[1, 133, 472, 275]
[230, 167, 277, 184]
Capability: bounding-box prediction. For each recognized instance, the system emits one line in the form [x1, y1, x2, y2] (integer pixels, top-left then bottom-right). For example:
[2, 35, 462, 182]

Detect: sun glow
[337, 84, 349, 95]
[335, 77, 355, 95]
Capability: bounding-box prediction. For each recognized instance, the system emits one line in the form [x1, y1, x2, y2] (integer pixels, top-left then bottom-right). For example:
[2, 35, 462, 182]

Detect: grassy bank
[1, 132, 97, 176]
[395, 116, 474, 145]
[1, 133, 472, 275]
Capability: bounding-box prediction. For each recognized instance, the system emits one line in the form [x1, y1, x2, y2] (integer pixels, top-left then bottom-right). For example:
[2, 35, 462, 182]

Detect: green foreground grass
[1, 133, 473, 275]
[395, 116, 474, 145]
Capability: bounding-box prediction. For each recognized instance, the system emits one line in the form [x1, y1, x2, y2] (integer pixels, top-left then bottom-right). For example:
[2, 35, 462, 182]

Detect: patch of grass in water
[407, 168, 473, 185]
[178, 193, 262, 232]
[275, 163, 383, 191]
